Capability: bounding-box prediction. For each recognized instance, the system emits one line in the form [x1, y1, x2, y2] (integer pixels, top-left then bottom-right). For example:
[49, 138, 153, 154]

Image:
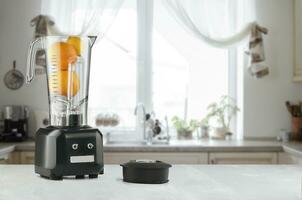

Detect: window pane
[152, 30, 188, 120]
[88, 0, 137, 129]
[153, 7, 229, 126]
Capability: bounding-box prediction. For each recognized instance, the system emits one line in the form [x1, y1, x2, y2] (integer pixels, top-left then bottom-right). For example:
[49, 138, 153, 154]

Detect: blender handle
[26, 37, 43, 83]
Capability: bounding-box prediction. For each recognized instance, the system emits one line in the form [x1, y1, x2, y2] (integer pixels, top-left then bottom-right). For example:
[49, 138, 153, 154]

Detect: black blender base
[36, 166, 104, 180]
[75, 174, 100, 179]
[40, 174, 63, 180]
[34, 126, 104, 180]
[40, 174, 101, 180]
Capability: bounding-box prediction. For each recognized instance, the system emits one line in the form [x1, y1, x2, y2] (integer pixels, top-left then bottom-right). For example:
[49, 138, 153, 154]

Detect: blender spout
[88, 36, 97, 48]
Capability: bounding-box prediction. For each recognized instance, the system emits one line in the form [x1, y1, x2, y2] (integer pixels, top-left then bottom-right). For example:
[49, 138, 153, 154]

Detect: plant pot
[210, 127, 229, 140]
[177, 129, 193, 140]
[198, 126, 209, 139]
[291, 117, 302, 140]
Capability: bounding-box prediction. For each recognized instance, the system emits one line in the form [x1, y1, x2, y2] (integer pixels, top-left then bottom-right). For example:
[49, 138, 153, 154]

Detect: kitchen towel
[30, 15, 63, 38]
[245, 24, 269, 79]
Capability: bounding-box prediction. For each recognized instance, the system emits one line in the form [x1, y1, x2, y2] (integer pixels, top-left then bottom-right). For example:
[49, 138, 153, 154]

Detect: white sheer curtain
[162, 0, 269, 78]
[41, 0, 124, 37]
[162, 0, 256, 48]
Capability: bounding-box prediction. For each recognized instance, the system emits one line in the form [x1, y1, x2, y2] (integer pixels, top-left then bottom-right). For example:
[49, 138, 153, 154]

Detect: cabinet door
[0, 157, 8, 164]
[294, 0, 302, 81]
[209, 152, 277, 164]
[278, 152, 302, 164]
[20, 152, 35, 164]
[6, 152, 20, 164]
[0, 152, 21, 164]
[104, 152, 208, 164]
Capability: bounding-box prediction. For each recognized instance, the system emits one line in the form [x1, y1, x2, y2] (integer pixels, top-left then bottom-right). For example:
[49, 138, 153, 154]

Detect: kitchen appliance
[0, 105, 29, 142]
[121, 160, 171, 184]
[26, 35, 103, 180]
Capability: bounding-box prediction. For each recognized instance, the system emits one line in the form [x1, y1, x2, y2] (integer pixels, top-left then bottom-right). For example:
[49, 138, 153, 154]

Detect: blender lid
[120, 160, 172, 184]
[120, 160, 172, 169]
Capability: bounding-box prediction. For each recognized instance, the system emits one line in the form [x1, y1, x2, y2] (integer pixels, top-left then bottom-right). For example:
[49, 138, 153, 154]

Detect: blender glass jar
[26, 36, 96, 126]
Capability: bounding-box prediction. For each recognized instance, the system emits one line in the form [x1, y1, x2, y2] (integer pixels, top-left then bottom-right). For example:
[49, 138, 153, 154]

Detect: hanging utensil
[3, 61, 24, 90]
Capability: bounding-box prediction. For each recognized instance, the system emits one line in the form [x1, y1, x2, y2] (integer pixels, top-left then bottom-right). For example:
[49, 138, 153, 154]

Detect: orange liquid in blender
[48, 39, 81, 97]
[67, 36, 82, 56]
[49, 70, 80, 97]
[48, 42, 78, 70]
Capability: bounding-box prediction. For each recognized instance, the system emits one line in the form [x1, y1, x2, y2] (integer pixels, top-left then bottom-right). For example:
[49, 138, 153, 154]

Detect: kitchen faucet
[134, 103, 169, 144]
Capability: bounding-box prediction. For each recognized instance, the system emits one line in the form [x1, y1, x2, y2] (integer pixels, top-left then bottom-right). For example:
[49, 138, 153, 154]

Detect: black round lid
[120, 160, 172, 169]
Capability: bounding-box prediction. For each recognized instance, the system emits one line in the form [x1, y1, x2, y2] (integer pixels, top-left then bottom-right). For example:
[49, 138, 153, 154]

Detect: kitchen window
[88, 0, 239, 138]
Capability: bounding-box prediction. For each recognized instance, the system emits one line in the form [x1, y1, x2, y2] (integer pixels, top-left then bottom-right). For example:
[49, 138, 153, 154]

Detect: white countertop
[0, 140, 284, 153]
[0, 165, 301, 200]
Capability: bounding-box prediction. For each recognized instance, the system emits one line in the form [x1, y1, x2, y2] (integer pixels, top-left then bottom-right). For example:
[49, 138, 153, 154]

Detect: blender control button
[87, 143, 94, 149]
[72, 144, 78, 150]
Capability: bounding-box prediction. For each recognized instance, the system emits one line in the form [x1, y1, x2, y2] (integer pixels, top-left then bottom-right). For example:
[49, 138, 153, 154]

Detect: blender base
[34, 126, 104, 180]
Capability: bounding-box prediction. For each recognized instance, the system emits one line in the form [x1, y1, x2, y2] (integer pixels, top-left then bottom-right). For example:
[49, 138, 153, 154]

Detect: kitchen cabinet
[0, 153, 9, 164]
[278, 152, 302, 164]
[104, 152, 208, 164]
[0, 152, 20, 164]
[7, 151, 300, 165]
[19, 152, 35, 164]
[294, 0, 302, 81]
[0, 157, 7, 164]
[209, 152, 278, 164]
[14, 151, 209, 164]
[7, 152, 21, 164]
[0, 151, 34, 164]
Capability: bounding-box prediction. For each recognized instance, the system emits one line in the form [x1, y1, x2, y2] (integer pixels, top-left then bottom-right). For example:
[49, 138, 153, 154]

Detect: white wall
[0, 0, 47, 137]
[0, 0, 300, 139]
[243, 0, 302, 138]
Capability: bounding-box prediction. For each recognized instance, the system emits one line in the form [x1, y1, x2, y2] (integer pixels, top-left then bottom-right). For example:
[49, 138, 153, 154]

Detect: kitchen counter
[0, 144, 15, 159]
[283, 142, 302, 158]
[0, 141, 35, 158]
[1, 139, 302, 158]
[104, 140, 283, 152]
[1, 140, 284, 152]
[0, 165, 301, 200]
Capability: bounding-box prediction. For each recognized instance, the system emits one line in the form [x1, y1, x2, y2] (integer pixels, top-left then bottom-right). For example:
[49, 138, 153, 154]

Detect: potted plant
[171, 116, 199, 140]
[204, 95, 239, 140]
[199, 117, 210, 139]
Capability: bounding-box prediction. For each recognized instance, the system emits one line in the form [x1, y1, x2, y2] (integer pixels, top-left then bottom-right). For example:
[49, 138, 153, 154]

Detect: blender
[26, 36, 104, 180]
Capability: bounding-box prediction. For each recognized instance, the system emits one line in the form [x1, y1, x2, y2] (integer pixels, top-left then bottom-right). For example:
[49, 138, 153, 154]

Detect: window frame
[228, 0, 239, 138]
[94, 0, 238, 139]
[136, 0, 154, 113]
[114, 0, 239, 137]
